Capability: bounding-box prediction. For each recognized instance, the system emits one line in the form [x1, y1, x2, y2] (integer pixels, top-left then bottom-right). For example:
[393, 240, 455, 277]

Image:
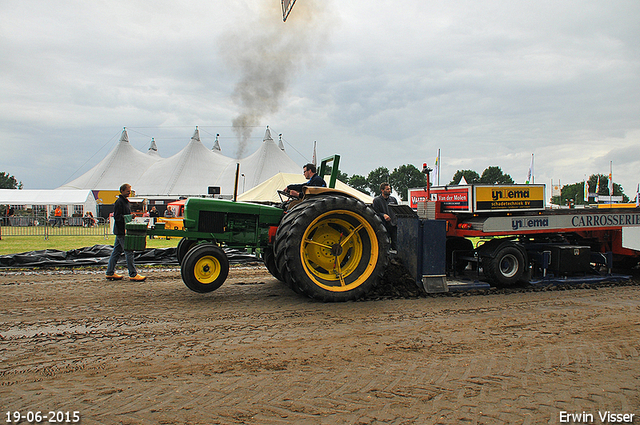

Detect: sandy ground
[1, 265, 639, 425]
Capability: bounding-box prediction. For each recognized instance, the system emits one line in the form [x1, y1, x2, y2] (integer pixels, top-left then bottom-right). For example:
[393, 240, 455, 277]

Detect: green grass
[0, 235, 178, 255]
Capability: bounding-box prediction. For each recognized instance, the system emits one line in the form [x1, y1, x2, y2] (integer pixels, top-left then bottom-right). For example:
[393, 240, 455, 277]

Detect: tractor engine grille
[198, 210, 225, 233]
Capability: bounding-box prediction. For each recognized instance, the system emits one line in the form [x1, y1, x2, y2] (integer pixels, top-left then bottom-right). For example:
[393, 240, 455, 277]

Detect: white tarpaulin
[622, 227, 640, 251]
[0, 189, 95, 205]
[0, 189, 97, 215]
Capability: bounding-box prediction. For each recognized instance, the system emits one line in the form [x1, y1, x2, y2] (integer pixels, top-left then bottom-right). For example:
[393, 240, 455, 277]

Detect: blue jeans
[106, 234, 137, 277]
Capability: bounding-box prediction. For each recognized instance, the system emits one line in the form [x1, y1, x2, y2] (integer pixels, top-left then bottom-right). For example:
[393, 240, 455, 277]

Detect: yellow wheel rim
[300, 209, 379, 292]
[194, 255, 221, 284]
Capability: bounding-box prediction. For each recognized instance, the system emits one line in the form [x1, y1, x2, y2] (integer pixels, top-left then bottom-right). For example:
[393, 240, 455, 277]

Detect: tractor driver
[284, 163, 326, 198]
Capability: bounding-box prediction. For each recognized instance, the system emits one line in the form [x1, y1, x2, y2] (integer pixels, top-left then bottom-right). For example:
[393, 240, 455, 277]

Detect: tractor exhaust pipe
[233, 163, 240, 202]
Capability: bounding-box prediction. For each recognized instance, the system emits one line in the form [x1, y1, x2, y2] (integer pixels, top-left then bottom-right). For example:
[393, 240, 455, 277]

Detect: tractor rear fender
[302, 187, 359, 199]
[283, 187, 362, 212]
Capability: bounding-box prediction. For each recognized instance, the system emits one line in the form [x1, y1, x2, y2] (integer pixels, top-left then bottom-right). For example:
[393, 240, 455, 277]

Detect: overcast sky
[2, 0, 639, 198]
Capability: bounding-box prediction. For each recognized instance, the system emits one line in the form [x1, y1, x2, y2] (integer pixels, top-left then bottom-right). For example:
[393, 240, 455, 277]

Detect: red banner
[409, 187, 472, 212]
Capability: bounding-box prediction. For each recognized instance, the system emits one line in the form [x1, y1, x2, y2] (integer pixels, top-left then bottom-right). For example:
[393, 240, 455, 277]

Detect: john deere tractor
[131, 155, 390, 302]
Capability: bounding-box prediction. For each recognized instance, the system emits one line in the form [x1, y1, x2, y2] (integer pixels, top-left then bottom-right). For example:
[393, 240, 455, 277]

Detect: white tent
[56, 126, 307, 198]
[237, 173, 373, 204]
[133, 128, 237, 196]
[59, 128, 159, 191]
[239, 127, 301, 189]
[0, 189, 97, 216]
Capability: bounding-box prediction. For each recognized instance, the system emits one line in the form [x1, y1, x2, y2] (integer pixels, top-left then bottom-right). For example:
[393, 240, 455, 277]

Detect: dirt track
[1, 266, 639, 425]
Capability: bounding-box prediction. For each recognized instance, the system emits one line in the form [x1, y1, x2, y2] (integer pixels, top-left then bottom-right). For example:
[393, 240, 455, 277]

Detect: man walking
[372, 182, 398, 253]
[106, 183, 146, 281]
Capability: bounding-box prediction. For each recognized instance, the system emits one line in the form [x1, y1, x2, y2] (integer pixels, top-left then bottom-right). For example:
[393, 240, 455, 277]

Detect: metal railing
[0, 216, 109, 240]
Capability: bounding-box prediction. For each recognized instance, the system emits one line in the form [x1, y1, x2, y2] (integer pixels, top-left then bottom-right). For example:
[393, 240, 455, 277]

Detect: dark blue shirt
[287, 173, 326, 193]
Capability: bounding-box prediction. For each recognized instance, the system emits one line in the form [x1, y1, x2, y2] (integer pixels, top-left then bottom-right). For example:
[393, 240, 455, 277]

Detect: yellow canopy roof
[237, 173, 373, 204]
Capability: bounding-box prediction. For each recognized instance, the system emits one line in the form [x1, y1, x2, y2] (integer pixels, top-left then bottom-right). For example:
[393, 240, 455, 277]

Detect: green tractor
[133, 155, 390, 301]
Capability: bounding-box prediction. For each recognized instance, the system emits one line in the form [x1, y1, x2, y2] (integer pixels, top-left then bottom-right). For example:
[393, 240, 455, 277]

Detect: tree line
[0, 172, 22, 189]
[333, 165, 514, 201]
[556, 174, 629, 205]
[4, 168, 629, 204]
[338, 165, 632, 205]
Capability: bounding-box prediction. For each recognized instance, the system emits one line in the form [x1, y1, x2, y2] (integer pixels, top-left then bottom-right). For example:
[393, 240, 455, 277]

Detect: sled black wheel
[275, 195, 389, 301]
[485, 245, 525, 287]
[181, 243, 229, 293]
[176, 238, 197, 265]
[262, 246, 282, 281]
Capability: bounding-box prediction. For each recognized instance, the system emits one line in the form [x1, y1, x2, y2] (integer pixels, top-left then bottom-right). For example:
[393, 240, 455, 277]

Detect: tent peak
[191, 127, 200, 142]
[212, 134, 221, 151]
[263, 126, 274, 143]
[120, 128, 129, 143]
[278, 134, 285, 151]
[148, 138, 158, 152]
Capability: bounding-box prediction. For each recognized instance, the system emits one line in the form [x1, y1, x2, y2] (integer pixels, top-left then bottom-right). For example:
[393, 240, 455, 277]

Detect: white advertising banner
[481, 212, 640, 233]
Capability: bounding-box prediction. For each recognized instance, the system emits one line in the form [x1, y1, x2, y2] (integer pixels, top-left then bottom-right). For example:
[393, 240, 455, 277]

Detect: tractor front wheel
[176, 237, 197, 265]
[181, 243, 229, 293]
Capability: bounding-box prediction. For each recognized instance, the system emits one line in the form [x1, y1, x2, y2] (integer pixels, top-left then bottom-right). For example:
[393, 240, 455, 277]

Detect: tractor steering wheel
[277, 189, 299, 200]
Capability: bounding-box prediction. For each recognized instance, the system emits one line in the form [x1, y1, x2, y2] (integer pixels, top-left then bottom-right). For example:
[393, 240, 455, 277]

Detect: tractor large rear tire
[262, 246, 282, 281]
[181, 243, 229, 293]
[274, 195, 389, 302]
[274, 204, 305, 294]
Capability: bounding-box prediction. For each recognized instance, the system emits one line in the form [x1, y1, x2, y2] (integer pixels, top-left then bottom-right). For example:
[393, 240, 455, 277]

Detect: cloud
[218, 0, 337, 158]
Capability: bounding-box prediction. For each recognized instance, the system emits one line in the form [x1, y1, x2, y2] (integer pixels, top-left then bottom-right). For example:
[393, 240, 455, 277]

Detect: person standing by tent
[106, 183, 146, 282]
[53, 205, 63, 227]
[83, 211, 97, 227]
[284, 163, 326, 198]
[372, 182, 398, 253]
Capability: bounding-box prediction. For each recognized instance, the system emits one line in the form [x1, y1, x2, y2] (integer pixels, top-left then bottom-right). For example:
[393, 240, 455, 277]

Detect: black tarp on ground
[0, 245, 261, 268]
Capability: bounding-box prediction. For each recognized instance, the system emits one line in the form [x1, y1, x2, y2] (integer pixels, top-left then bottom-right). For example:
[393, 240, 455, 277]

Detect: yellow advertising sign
[474, 185, 545, 212]
[93, 190, 120, 205]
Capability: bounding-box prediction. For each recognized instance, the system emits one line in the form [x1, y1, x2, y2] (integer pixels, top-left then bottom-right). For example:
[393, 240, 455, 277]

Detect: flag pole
[437, 149, 440, 186]
[609, 161, 613, 207]
[312, 141, 317, 166]
[526, 153, 534, 184]
[583, 174, 588, 204]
